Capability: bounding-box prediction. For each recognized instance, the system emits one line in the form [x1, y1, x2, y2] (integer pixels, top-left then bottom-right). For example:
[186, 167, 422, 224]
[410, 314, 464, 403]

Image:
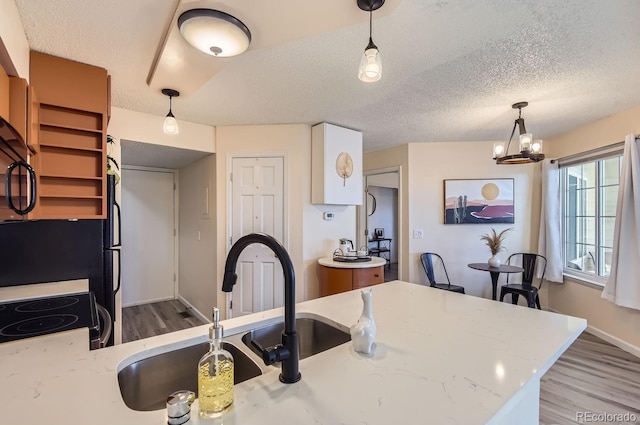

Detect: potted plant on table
[480, 228, 511, 268]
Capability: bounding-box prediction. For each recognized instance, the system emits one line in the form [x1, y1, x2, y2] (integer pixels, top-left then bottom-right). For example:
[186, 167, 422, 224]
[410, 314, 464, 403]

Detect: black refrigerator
[0, 175, 120, 346]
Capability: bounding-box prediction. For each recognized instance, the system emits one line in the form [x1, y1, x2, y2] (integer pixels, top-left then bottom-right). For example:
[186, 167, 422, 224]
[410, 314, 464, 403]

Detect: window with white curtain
[561, 154, 622, 284]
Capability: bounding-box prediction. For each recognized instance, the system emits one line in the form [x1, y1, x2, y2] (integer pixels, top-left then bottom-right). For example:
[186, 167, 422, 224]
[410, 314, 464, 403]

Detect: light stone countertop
[0, 280, 586, 425]
[318, 256, 386, 269]
[0, 279, 88, 302]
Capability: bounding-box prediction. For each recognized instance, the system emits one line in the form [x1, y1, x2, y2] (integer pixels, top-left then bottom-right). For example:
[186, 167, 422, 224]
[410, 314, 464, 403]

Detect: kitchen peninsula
[0, 280, 586, 425]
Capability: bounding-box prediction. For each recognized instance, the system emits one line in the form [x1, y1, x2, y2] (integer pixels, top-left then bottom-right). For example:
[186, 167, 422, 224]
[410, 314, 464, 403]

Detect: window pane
[566, 166, 582, 189]
[600, 185, 619, 216]
[600, 247, 613, 277]
[574, 188, 596, 216]
[601, 156, 621, 186]
[582, 162, 596, 189]
[562, 154, 622, 280]
[601, 217, 616, 247]
[575, 217, 596, 245]
[566, 244, 596, 273]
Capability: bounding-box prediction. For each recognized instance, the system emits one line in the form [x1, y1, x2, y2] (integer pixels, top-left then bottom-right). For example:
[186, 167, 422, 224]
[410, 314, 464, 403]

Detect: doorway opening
[357, 167, 402, 282]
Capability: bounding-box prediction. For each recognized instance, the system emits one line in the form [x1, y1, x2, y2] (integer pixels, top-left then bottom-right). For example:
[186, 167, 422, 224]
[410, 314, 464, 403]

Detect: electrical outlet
[413, 229, 424, 239]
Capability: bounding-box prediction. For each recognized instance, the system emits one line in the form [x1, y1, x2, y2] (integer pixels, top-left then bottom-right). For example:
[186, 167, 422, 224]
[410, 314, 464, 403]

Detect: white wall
[367, 172, 399, 189]
[303, 203, 356, 300]
[108, 107, 215, 152]
[407, 141, 538, 298]
[179, 154, 217, 321]
[0, 0, 29, 79]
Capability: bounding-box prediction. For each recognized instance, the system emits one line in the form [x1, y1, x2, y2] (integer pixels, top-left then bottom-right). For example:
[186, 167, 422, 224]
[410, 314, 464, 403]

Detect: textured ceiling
[13, 0, 640, 159]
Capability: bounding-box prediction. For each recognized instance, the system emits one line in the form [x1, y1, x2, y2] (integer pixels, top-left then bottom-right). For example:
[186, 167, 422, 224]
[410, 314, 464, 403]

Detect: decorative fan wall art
[336, 152, 354, 186]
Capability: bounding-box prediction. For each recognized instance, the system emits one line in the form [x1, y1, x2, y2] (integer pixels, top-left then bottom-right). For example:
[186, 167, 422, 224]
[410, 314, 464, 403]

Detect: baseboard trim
[584, 325, 640, 359]
[122, 296, 174, 308]
[177, 295, 211, 324]
[547, 308, 640, 359]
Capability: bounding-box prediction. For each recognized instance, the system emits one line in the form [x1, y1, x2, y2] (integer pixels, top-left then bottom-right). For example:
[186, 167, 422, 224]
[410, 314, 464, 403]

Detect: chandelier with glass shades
[493, 102, 545, 164]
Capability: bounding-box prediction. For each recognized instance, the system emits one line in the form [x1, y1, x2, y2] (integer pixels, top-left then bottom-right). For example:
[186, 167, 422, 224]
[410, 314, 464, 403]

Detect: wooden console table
[317, 257, 386, 297]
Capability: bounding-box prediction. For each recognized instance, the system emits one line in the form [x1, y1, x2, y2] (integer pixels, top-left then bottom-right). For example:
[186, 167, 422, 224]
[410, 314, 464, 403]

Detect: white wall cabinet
[311, 122, 363, 205]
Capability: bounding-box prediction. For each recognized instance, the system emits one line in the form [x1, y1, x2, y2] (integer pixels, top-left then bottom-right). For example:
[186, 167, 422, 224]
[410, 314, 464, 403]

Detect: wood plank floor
[121, 299, 207, 343]
[123, 301, 640, 424]
[384, 262, 398, 282]
[540, 332, 640, 424]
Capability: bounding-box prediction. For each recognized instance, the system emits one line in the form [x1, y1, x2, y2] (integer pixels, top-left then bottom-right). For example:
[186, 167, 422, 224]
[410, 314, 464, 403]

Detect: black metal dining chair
[420, 253, 466, 294]
[499, 253, 547, 309]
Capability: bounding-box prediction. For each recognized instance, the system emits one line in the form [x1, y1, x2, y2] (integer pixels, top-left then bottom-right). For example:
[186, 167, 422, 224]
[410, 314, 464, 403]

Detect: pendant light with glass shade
[357, 0, 385, 82]
[162, 89, 180, 135]
[493, 102, 545, 164]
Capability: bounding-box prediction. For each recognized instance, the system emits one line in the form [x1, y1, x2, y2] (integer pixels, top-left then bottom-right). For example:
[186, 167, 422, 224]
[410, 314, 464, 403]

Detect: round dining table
[467, 263, 524, 300]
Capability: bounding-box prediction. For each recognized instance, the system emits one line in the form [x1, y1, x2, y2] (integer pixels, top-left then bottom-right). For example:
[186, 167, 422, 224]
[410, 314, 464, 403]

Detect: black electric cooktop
[0, 292, 99, 344]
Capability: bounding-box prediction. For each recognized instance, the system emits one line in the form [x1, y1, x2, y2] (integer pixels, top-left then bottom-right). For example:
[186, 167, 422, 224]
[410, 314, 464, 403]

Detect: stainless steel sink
[242, 317, 351, 360]
[118, 341, 262, 411]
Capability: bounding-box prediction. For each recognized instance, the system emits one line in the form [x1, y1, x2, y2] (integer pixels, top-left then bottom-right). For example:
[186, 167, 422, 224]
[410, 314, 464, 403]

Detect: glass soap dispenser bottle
[198, 307, 234, 418]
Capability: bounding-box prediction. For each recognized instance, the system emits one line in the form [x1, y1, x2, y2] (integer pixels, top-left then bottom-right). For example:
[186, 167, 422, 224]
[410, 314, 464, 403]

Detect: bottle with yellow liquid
[198, 307, 234, 418]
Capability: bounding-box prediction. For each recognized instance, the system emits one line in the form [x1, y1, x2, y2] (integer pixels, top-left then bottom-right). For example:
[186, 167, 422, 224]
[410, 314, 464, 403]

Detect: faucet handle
[166, 390, 195, 425]
[250, 339, 290, 365]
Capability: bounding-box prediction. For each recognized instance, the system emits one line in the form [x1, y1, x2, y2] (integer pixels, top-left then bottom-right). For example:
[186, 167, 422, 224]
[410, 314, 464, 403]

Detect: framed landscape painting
[444, 178, 514, 224]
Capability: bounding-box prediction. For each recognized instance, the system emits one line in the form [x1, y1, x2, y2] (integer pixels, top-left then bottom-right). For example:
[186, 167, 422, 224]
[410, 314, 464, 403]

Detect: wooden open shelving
[29, 51, 109, 219]
[32, 104, 106, 218]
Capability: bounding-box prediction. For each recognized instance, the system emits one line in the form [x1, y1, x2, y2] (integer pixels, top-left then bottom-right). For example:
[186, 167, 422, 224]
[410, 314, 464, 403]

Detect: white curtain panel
[537, 159, 563, 282]
[602, 134, 640, 310]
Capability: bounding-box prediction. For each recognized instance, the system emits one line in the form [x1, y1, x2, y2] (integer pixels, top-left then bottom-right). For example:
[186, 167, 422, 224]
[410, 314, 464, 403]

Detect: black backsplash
[0, 220, 104, 287]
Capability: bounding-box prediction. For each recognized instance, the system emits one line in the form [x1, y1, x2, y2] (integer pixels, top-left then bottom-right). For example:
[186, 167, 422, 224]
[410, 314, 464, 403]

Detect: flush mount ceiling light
[357, 0, 385, 82]
[493, 102, 545, 164]
[162, 88, 180, 135]
[178, 9, 251, 57]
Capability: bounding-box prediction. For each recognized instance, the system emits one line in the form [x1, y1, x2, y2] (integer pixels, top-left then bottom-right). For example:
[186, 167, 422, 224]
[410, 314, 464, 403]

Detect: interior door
[121, 168, 176, 306]
[230, 156, 284, 317]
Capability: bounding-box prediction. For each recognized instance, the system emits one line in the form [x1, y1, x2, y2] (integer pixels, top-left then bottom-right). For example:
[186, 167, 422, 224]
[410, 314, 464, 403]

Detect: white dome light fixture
[357, 0, 385, 83]
[178, 9, 251, 57]
[162, 88, 180, 135]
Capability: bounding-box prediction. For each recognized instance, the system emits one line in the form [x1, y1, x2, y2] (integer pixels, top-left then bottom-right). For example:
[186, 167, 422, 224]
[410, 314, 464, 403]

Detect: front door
[229, 156, 285, 317]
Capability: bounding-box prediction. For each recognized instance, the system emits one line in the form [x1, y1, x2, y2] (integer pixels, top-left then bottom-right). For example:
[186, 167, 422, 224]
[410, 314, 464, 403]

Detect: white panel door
[230, 157, 284, 317]
[121, 168, 175, 306]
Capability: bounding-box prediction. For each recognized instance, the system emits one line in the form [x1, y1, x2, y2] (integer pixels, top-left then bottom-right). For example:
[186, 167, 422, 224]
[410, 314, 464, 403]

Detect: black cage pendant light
[357, 0, 385, 82]
[162, 88, 180, 135]
[493, 102, 545, 164]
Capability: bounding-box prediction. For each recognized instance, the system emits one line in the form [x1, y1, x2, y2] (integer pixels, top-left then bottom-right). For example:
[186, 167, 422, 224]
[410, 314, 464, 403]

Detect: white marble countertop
[0, 281, 586, 425]
[318, 256, 386, 269]
[0, 279, 88, 302]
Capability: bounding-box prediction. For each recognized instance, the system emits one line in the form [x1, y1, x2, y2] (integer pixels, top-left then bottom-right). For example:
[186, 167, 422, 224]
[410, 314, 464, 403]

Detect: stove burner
[0, 314, 79, 337]
[15, 297, 79, 313]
